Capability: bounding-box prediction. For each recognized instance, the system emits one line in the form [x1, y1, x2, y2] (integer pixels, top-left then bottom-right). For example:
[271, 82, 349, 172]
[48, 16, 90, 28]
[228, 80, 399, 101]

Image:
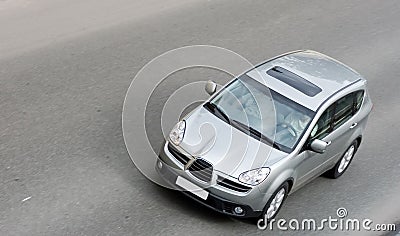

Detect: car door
[323, 91, 364, 166]
[295, 104, 335, 186]
[295, 91, 360, 186]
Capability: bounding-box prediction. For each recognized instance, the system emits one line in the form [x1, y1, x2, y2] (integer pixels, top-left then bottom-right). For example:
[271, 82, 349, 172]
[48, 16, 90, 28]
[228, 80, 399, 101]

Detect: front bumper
[156, 141, 265, 218]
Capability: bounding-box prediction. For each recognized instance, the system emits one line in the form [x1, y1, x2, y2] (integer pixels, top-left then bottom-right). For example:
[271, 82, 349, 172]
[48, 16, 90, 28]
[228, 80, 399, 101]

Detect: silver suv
[156, 50, 372, 222]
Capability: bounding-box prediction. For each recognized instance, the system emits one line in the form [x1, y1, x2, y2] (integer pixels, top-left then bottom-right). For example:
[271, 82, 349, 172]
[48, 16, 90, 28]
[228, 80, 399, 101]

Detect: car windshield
[205, 74, 315, 152]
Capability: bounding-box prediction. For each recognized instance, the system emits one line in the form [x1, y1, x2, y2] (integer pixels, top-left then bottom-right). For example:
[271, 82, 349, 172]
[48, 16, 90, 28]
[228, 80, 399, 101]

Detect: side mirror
[310, 139, 328, 154]
[205, 80, 217, 96]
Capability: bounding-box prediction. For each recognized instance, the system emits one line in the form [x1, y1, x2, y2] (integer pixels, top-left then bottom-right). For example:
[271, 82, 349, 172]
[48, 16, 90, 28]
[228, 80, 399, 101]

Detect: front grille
[188, 159, 213, 183]
[167, 143, 191, 165]
[217, 176, 252, 192]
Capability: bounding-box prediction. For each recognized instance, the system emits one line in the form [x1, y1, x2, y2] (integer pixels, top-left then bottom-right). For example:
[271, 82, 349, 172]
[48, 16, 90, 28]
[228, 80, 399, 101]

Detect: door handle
[349, 123, 358, 129]
[326, 141, 332, 146]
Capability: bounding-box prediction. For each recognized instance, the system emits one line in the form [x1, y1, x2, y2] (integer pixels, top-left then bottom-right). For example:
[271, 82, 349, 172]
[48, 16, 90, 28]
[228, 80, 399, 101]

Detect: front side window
[310, 104, 335, 140]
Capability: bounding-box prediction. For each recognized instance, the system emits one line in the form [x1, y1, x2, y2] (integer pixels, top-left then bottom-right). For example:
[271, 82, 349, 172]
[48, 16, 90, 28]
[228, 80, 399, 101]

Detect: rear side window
[310, 89, 365, 141]
[333, 93, 354, 129]
[353, 90, 364, 113]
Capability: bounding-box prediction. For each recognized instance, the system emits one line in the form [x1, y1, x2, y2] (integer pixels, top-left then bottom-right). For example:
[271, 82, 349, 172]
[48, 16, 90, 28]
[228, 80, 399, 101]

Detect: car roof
[246, 50, 364, 111]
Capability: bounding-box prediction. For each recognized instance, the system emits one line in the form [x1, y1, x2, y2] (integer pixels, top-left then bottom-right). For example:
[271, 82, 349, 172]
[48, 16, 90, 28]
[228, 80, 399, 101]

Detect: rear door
[325, 90, 365, 165]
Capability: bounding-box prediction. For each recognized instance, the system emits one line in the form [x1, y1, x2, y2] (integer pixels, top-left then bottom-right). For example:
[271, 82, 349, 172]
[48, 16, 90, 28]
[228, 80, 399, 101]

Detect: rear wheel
[325, 140, 358, 179]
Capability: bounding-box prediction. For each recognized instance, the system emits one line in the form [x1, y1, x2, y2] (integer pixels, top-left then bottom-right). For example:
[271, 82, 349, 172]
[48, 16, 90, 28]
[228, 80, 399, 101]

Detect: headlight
[169, 120, 186, 145]
[238, 168, 270, 186]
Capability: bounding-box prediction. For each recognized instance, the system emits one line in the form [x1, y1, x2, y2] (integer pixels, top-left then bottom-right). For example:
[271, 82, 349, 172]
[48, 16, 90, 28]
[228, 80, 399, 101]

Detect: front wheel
[325, 140, 358, 179]
[258, 182, 289, 228]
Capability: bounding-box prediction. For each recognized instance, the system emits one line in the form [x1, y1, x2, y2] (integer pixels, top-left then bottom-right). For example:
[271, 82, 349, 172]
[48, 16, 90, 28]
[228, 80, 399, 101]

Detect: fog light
[157, 161, 163, 169]
[234, 206, 243, 214]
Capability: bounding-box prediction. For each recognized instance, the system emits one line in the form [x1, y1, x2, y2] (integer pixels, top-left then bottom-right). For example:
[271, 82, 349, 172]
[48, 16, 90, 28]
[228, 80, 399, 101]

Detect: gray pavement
[1, 0, 400, 235]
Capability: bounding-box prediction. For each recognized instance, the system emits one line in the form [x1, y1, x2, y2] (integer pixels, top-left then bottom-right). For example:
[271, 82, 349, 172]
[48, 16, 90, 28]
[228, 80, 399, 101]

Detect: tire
[324, 140, 358, 179]
[258, 182, 289, 226]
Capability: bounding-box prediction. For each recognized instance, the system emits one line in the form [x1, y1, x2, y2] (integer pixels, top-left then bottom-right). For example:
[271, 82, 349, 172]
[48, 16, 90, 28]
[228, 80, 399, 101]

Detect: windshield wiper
[204, 102, 230, 124]
[231, 119, 281, 150]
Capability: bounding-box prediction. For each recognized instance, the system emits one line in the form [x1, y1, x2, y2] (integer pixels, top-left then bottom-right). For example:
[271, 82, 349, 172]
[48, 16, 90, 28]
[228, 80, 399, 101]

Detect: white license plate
[175, 176, 209, 200]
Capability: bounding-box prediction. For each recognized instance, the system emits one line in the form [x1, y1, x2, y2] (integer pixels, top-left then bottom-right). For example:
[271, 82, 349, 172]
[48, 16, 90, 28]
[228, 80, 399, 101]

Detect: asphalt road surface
[1, 0, 400, 235]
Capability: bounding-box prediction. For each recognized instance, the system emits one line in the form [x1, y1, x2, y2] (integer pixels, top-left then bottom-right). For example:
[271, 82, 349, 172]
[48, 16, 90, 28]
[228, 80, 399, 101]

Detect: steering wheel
[276, 123, 298, 138]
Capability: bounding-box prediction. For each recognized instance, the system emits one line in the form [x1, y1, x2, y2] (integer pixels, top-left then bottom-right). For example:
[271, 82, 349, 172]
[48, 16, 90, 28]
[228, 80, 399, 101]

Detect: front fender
[257, 168, 294, 209]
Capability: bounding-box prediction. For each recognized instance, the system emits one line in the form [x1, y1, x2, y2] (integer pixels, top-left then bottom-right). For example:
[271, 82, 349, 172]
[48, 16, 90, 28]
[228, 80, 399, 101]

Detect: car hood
[179, 106, 287, 178]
